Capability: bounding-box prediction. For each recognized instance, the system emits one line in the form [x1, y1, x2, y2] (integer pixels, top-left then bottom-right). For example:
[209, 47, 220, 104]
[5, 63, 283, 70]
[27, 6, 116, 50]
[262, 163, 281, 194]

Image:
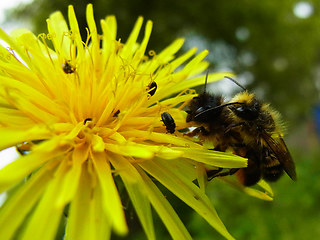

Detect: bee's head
[186, 93, 224, 122]
[229, 92, 261, 121]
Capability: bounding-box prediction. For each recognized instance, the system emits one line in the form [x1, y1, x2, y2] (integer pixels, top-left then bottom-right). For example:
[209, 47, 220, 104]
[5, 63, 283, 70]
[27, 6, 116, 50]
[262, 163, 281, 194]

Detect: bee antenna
[194, 102, 245, 119]
[224, 76, 247, 91]
[204, 70, 209, 93]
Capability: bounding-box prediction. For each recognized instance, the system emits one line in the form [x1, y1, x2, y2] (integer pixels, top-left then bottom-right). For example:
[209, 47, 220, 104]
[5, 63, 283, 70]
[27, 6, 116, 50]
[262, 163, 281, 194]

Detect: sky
[0, 0, 33, 32]
[0, 0, 33, 22]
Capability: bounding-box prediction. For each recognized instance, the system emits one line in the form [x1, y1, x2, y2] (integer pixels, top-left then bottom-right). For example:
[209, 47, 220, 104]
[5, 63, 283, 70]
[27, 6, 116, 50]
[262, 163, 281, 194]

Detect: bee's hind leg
[207, 168, 239, 180]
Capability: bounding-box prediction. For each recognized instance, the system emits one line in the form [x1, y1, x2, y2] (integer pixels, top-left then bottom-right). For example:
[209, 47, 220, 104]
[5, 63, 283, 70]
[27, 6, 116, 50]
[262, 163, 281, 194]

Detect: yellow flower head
[0, 4, 248, 240]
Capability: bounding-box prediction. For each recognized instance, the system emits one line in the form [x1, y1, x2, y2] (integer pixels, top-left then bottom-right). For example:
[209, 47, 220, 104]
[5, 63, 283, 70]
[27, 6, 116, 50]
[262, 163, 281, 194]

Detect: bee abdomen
[263, 165, 283, 181]
[237, 150, 262, 186]
[262, 153, 284, 181]
[237, 168, 261, 186]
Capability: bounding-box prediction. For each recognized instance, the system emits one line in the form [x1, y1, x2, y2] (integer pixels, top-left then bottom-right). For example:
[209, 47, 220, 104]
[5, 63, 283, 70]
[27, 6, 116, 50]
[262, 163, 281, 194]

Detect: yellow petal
[121, 17, 143, 59]
[0, 28, 31, 66]
[22, 161, 68, 240]
[157, 38, 185, 63]
[120, 130, 201, 148]
[0, 43, 21, 65]
[257, 179, 274, 197]
[154, 157, 198, 182]
[169, 47, 198, 72]
[65, 164, 112, 240]
[138, 167, 193, 240]
[0, 75, 68, 121]
[55, 145, 89, 207]
[67, 5, 84, 58]
[109, 154, 141, 183]
[47, 11, 70, 59]
[111, 156, 155, 240]
[220, 178, 274, 201]
[102, 15, 117, 41]
[131, 20, 153, 66]
[139, 159, 235, 240]
[0, 125, 51, 151]
[100, 15, 117, 69]
[92, 135, 105, 152]
[105, 142, 154, 159]
[243, 186, 273, 201]
[195, 162, 207, 192]
[176, 147, 247, 168]
[0, 52, 34, 84]
[0, 148, 63, 193]
[0, 163, 54, 240]
[183, 49, 209, 73]
[92, 152, 128, 235]
[86, 4, 100, 67]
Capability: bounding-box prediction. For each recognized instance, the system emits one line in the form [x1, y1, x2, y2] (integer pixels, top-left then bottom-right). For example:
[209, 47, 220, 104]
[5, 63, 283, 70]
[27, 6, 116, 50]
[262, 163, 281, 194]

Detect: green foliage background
[5, 0, 320, 239]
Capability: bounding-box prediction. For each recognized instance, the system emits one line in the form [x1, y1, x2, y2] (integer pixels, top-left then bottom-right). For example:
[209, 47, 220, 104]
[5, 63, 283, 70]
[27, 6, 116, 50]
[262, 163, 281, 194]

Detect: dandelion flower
[0, 4, 247, 240]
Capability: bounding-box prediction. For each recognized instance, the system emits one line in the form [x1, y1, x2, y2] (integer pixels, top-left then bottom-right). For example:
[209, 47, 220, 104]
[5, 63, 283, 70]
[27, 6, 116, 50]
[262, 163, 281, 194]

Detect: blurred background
[2, 0, 320, 239]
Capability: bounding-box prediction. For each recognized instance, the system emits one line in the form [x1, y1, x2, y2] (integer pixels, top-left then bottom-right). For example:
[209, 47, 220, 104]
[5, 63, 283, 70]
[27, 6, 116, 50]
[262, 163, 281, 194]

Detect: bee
[62, 61, 75, 74]
[161, 112, 176, 134]
[147, 81, 157, 96]
[187, 74, 297, 186]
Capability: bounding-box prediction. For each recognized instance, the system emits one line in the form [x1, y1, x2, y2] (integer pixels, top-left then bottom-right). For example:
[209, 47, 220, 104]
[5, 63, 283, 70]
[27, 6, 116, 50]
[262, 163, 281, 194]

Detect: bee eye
[233, 105, 259, 120]
[236, 106, 244, 112]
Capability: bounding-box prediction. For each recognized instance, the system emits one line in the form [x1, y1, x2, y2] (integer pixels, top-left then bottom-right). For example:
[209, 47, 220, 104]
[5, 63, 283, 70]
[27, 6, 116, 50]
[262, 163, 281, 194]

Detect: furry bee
[161, 112, 176, 134]
[187, 75, 296, 186]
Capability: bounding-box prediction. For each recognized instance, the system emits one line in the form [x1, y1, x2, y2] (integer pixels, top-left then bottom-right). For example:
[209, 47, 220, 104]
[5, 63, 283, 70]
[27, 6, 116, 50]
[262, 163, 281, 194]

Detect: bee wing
[262, 132, 297, 181]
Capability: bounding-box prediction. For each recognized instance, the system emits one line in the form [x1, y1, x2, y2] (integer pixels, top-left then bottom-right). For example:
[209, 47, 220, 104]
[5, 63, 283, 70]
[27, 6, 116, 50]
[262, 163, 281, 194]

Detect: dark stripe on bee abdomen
[262, 150, 284, 181]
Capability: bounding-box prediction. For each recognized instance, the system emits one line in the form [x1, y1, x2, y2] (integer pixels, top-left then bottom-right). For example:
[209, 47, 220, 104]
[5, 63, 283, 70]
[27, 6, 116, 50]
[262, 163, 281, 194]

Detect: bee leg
[207, 168, 239, 180]
[225, 122, 246, 133]
[207, 168, 223, 180]
[186, 126, 209, 137]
